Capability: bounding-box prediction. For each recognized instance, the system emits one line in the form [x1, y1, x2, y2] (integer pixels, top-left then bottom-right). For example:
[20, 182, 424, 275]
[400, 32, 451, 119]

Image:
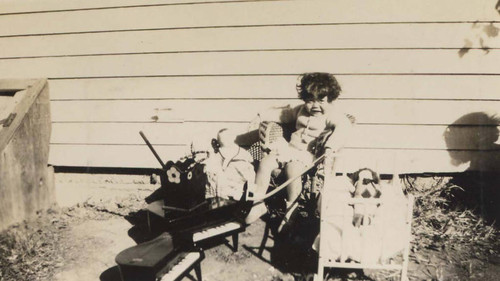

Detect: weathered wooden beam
[0, 79, 54, 231]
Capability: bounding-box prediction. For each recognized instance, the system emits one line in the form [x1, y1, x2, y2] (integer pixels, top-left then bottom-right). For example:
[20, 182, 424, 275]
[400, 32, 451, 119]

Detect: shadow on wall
[444, 112, 500, 223]
[458, 20, 498, 58]
[444, 112, 500, 172]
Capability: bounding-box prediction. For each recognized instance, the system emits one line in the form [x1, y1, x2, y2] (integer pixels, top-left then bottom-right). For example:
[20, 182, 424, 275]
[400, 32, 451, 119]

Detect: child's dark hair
[296, 72, 342, 102]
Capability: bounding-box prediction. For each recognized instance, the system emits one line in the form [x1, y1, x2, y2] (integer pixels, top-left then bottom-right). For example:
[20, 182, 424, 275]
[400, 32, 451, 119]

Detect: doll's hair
[351, 168, 380, 184]
[296, 72, 342, 102]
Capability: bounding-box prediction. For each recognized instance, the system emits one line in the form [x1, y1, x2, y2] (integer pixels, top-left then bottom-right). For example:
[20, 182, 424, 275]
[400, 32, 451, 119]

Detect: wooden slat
[50, 122, 251, 146]
[50, 122, 500, 150]
[47, 75, 500, 100]
[1, 23, 499, 59]
[50, 99, 500, 125]
[1, 0, 498, 37]
[48, 144, 188, 169]
[338, 149, 500, 173]
[0, 79, 39, 91]
[348, 125, 500, 150]
[48, 144, 500, 173]
[1, 50, 500, 79]
[0, 0, 246, 15]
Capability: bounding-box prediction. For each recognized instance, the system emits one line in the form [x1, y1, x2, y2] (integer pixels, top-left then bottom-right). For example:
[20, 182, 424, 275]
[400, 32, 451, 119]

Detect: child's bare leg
[278, 161, 307, 232]
[253, 154, 279, 198]
[244, 154, 279, 224]
[284, 161, 307, 203]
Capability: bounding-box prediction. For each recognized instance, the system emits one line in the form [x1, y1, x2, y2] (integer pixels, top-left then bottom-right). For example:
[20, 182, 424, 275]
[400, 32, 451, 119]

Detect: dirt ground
[1, 174, 499, 281]
[25, 174, 303, 281]
[52, 214, 295, 281]
[47, 175, 306, 281]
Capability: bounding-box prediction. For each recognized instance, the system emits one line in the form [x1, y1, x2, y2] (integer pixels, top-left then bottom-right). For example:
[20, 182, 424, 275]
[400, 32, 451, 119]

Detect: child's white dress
[259, 104, 352, 165]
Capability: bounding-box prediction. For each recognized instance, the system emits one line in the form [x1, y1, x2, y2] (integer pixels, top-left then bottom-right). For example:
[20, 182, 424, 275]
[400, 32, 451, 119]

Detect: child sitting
[245, 72, 353, 230]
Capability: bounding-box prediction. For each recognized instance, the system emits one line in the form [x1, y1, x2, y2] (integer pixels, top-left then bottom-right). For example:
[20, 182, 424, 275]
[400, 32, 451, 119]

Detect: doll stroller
[313, 157, 414, 281]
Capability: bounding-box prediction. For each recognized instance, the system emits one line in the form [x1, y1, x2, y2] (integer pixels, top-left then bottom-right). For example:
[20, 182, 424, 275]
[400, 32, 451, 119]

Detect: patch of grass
[0, 194, 147, 281]
[403, 175, 499, 280]
[0, 210, 65, 281]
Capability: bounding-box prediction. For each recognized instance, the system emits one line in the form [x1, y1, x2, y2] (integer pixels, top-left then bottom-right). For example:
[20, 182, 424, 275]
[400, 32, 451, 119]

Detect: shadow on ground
[99, 210, 157, 281]
[100, 266, 121, 281]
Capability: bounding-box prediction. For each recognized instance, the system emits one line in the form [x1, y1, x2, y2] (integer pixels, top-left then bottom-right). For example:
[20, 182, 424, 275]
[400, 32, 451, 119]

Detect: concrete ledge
[55, 173, 158, 207]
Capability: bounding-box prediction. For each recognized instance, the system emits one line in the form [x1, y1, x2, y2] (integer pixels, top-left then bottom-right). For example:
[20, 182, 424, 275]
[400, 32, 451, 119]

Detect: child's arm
[324, 112, 354, 152]
[257, 104, 302, 125]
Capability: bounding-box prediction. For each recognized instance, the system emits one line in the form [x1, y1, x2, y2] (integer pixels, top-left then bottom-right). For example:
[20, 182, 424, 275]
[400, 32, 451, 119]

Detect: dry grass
[0, 195, 143, 281]
[0, 208, 66, 281]
[404, 175, 499, 281]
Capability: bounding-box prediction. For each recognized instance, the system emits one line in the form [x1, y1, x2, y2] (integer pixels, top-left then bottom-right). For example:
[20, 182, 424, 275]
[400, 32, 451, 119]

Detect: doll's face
[304, 96, 332, 117]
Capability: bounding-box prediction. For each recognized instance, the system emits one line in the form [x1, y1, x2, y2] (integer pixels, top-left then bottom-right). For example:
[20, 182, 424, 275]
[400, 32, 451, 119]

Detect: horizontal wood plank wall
[1, 0, 499, 173]
[1, 24, 500, 59]
[0, 0, 248, 15]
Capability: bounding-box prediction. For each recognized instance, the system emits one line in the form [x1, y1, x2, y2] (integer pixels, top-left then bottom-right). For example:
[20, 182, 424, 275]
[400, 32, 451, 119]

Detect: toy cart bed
[314, 157, 414, 281]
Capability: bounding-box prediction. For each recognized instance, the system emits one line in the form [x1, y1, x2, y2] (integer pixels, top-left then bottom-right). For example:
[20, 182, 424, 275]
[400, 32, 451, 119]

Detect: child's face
[304, 96, 331, 117]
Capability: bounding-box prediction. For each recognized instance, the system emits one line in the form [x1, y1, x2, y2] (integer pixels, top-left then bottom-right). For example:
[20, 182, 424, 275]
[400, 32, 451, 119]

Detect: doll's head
[217, 128, 237, 148]
[296, 72, 342, 117]
[213, 128, 240, 159]
[352, 168, 381, 198]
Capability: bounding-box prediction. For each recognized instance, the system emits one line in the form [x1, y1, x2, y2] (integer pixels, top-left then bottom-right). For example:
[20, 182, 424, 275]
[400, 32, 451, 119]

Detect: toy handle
[139, 131, 167, 169]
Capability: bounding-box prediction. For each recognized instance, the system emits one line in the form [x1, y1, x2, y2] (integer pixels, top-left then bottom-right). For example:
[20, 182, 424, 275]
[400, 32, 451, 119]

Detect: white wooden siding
[1, 0, 498, 37]
[2, 50, 500, 77]
[50, 122, 499, 150]
[1, 24, 499, 59]
[46, 76, 500, 100]
[1, 0, 499, 172]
